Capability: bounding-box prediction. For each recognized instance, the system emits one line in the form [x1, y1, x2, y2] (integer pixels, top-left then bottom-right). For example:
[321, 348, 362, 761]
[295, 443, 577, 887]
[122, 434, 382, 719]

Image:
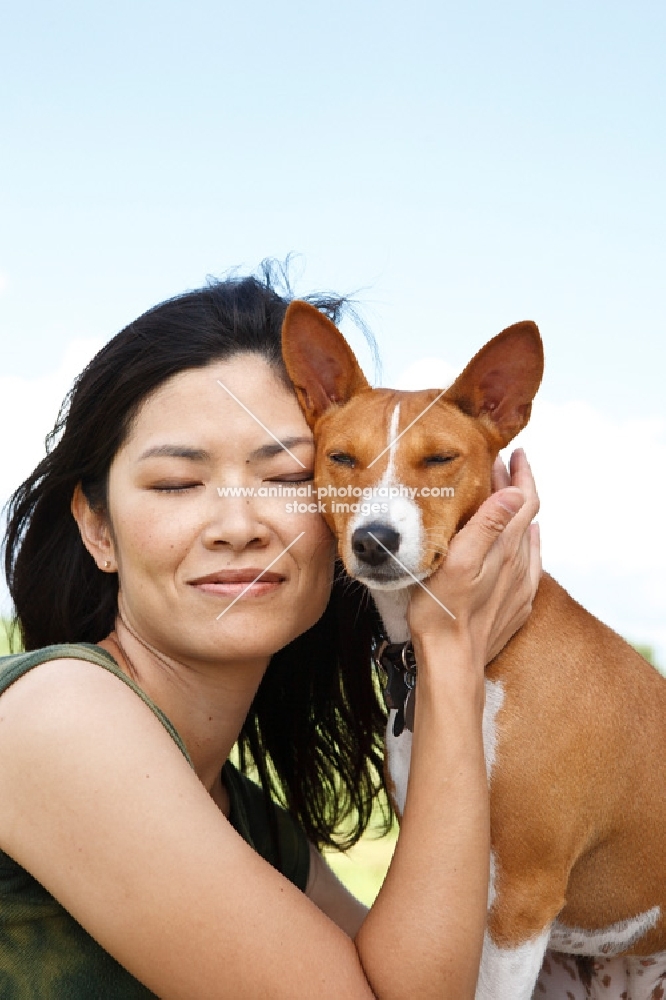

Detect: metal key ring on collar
[401, 642, 417, 678]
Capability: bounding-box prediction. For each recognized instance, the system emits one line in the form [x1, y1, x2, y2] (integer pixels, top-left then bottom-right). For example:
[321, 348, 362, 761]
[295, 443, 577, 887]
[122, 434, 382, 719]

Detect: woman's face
[102, 355, 335, 665]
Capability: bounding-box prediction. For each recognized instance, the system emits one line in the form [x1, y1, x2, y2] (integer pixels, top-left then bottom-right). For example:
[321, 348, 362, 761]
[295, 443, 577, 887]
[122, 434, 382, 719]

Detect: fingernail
[497, 488, 524, 514]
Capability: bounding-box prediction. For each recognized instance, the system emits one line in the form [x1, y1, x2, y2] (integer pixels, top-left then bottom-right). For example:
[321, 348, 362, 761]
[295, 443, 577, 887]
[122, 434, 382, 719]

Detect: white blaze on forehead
[384, 402, 401, 484]
[348, 400, 425, 578]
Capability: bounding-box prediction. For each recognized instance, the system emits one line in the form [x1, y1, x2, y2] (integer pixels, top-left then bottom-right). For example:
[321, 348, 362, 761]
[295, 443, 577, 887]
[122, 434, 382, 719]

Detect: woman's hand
[407, 448, 541, 671]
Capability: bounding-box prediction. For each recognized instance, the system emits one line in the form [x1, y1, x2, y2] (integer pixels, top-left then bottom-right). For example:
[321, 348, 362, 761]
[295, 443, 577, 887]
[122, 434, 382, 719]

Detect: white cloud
[394, 356, 457, 391]
[513, 402, 666, 667]
[1, 339, 103, 613]
[511, 401, 666, 574]
[0, 339, 103, 513]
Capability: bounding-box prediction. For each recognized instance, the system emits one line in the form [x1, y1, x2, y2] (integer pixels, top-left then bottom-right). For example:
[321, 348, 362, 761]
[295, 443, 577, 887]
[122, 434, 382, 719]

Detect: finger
[448, 487, 525, 570]
[491, 455, 511, 492]
[507, 449, 540, 522]
[509, 449, 536, 497]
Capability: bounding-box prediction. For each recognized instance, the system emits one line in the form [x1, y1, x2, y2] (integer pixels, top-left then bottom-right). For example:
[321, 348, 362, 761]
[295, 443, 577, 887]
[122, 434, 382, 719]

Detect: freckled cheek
[261, 498, 332, 543]
[110, 498, 195, 576]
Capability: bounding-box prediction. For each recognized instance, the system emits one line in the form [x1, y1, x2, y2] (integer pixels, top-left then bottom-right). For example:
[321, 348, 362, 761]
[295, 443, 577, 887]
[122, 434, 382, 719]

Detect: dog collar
[372, 635, 417, 737]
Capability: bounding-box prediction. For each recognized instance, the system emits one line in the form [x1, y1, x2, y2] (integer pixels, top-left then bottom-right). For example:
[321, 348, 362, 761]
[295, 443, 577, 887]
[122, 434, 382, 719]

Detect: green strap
[0, 643, 193, 767]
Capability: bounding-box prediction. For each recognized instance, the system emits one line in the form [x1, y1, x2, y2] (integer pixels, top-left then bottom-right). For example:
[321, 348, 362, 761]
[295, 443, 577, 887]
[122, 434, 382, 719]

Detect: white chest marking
[482, 679, 504, 781]
[483, 680, 504, 911]
[549, 905, 661, 956]
[382, 640, 506, 821]
[371, 588, 411, 644]
[385, 717, 412, 816]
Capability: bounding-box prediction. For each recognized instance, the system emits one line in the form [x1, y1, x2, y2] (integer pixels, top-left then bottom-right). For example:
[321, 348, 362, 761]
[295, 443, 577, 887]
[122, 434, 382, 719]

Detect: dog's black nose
[352, 522, 401, 566]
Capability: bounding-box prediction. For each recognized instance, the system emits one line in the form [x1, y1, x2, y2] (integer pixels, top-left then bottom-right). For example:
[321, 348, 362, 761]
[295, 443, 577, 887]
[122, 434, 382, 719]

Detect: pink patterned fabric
[534, 950, 666, 999]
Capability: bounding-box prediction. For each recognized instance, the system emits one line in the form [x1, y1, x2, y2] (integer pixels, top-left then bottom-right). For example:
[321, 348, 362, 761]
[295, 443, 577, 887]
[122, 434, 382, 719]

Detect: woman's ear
[71, 483, 117, 573]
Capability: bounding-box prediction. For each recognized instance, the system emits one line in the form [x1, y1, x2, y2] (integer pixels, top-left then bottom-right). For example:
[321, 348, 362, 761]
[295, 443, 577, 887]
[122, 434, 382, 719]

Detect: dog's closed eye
[328, 452, 356, 467]
[422, 453, 459, 467]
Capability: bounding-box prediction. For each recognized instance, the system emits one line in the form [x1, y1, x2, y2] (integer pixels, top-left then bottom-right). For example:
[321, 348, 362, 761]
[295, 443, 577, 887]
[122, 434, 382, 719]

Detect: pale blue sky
[2, 0, 666, 658]
[2, 0, 665, 408]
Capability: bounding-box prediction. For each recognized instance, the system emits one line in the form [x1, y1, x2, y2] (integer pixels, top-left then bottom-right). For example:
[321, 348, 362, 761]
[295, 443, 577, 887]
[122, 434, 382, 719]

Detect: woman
[0, 267, 540, 998]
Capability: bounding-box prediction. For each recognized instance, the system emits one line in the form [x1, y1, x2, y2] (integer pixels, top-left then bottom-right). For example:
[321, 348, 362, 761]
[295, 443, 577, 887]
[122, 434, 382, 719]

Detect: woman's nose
[201, 495, 271, 551]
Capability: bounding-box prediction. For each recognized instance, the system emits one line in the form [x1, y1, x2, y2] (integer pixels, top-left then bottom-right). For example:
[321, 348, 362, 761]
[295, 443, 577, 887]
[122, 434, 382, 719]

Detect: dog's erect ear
[281, 301, 370, 428]
[444, 322, 544, 447]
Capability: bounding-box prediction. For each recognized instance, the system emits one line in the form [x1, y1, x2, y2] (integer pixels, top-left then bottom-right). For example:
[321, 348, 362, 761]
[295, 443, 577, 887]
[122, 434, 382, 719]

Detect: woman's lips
[188, 569, 285, 599]
[195, 581, 282, 597]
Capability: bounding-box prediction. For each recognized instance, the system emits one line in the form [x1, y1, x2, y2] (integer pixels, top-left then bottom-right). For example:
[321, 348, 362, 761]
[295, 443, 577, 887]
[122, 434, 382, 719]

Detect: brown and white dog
[282, 301, 666, 1000]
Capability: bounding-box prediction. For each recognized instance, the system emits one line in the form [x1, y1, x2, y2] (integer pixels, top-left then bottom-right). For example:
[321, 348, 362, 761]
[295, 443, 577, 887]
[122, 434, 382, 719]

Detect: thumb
[451, 488, 525, 565]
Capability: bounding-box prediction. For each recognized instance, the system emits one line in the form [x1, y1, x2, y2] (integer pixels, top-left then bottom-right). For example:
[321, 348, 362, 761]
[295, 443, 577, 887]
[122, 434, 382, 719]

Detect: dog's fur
[282, 301, 666, 1000]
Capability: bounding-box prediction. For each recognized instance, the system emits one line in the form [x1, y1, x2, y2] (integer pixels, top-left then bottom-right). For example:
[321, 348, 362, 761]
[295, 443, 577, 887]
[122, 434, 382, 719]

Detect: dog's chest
[371, 589, 411, 644]
[373, 587, 507, 812]
[385, 678, 505, 814]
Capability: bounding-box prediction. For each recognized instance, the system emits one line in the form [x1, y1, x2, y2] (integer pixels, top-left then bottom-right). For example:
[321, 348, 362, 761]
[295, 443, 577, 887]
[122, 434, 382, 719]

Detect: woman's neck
[98, 616, 269, 805]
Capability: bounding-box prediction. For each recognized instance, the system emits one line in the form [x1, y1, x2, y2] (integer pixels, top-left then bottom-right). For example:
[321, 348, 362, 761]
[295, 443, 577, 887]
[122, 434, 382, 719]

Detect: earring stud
[104, 560, 111, 569]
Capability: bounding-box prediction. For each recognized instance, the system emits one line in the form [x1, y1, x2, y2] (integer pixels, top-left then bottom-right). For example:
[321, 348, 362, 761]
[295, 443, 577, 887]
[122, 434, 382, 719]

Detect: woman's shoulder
[0, 642, 129, 731]
[0, 641, 206, 895]
[0, 642, 118, 690]
[0, 643, 192, 765]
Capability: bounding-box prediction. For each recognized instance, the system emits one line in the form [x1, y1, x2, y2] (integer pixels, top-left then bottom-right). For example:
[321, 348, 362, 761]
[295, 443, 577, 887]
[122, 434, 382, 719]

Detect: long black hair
[3, 262, 390, 849]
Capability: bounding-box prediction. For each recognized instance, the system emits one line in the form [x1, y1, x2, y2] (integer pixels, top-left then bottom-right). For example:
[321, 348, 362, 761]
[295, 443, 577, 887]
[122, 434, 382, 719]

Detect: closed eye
[152, 482, 202, 493]
[423, 454, 458, 467]
[328, 452, 356, 467]
[267, 471, 314, 483]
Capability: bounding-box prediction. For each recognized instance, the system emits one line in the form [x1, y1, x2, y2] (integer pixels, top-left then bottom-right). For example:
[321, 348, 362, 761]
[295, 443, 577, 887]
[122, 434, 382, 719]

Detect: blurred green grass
[0, 620, 13, 657]
[324, 817, 398, 905]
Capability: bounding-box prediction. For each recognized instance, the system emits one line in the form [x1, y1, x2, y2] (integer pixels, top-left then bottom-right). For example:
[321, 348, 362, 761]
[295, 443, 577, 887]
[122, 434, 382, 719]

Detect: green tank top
[0, 644, 310, 999]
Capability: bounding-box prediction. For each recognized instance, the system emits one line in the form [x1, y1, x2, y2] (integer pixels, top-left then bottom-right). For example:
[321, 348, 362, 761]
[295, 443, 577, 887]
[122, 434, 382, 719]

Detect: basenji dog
[281, 301, 666, 1000]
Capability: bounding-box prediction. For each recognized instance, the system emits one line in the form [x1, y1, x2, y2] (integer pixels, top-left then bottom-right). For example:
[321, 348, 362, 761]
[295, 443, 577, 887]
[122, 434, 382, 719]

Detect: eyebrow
[137, 445, 211, 462]
[248, 437, 314, 461]
[136, 437, 314, 464]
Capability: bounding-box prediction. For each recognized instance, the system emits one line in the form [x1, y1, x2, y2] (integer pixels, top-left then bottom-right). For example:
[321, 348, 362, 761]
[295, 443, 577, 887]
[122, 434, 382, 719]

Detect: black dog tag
[373, 637, 417, 738]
